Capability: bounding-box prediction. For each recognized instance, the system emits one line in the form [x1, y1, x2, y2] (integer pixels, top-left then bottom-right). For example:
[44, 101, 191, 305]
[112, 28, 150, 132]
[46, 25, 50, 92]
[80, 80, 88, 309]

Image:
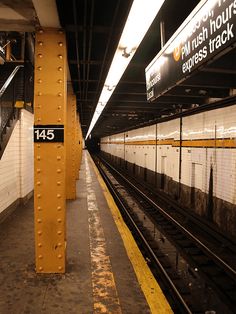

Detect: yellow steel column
[66, 91, 76, 199]
[34, 28, 67, 273]
[78, 118, 83, 170]
[76, 116, 81, 179]
[75, 116, 80, 180]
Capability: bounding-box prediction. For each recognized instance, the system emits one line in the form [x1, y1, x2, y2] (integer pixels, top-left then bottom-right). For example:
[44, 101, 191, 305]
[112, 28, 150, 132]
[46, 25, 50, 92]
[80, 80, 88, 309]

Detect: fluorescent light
[85, 0, 165, 140]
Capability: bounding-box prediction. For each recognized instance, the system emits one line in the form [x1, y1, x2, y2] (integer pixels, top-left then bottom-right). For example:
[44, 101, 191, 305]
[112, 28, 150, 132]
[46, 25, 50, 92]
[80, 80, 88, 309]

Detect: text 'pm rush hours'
[145, 0, 236, 101]
[34, 125, 64, 142]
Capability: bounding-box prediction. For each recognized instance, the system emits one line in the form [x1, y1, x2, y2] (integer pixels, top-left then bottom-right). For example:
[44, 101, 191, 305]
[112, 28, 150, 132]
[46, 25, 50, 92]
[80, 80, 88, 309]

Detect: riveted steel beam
[78, 117, 83, 172]
[66, 90, 77, 199]
[34, 28, 67, 273]
[75, 116, 80, 180]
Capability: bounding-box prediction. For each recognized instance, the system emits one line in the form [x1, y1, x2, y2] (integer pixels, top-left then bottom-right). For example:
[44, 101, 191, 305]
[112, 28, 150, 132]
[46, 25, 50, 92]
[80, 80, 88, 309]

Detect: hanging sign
[145, 0, 236, 102]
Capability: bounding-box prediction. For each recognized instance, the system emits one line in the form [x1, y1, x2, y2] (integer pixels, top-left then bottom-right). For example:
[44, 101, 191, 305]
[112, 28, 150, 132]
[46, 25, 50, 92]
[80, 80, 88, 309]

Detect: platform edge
[88, 153, 173, 314]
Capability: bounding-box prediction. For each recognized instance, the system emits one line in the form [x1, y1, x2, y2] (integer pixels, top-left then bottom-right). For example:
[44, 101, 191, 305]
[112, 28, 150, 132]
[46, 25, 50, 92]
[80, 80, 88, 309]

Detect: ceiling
[56, 0, 236, 139]
[0, 0, 235, 139]
[56, 0, 205, 138]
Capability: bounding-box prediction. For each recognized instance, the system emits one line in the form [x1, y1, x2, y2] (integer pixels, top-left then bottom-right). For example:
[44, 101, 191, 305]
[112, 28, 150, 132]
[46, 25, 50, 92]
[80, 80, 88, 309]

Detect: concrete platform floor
[0, 151, 151, 314]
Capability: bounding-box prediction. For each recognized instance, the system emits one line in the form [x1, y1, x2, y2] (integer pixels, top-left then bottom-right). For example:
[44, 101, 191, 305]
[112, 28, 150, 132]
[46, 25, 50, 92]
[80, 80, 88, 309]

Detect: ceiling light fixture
[85, 0, 165, 140]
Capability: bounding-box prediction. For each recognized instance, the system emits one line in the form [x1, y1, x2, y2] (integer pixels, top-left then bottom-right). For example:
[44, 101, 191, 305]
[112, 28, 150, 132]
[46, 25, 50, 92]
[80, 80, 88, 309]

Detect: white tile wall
[157, 119, 180, 181]
[100, 136, 109, 153]
[101, 105, 236, 205]
[0, 121, 20, 213]
[125, 126, 156, 171]
[211, 149, 236, 203]
[157, 119, 180, 141]
[182, 105, 236, 204]
[0, 109, 34, 215]
[20, 110, 34, 197]
[112, 133, 125, 159]
[182, 105, 236, 140]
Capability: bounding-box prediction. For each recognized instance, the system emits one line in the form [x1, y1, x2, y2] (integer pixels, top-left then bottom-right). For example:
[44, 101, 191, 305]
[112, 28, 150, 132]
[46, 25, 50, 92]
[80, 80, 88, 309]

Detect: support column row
[66, 90, 77, 199]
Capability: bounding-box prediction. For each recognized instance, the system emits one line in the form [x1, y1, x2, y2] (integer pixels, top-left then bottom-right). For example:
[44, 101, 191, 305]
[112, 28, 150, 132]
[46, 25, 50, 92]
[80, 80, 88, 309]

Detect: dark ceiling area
[56, 0, 236, 139]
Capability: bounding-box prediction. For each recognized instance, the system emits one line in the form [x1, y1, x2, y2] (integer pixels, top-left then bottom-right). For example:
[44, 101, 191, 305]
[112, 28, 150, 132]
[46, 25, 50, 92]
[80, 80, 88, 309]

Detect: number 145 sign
[34, 125, 64, 142]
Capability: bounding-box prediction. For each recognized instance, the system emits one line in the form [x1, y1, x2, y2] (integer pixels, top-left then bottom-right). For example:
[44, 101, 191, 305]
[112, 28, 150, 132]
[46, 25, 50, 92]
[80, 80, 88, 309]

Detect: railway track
[127, 167, 236, 273]
[94, 155, 236, 314]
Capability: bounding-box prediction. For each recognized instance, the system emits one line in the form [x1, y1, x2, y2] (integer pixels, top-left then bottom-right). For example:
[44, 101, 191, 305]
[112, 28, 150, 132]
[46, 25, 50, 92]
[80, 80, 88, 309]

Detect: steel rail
[101, 156, 236, 280]
[97, 161, 193, 314]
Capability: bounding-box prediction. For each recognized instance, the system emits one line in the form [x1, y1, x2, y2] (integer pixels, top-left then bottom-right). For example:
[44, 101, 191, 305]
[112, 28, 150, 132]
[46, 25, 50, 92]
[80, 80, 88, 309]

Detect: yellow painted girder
[66, 92, 76, 199]
[34, 28, 67, 273]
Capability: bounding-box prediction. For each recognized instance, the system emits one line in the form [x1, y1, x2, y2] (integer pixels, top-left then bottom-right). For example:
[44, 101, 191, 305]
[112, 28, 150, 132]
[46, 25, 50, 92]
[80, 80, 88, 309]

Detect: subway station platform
[0, 151, 172, 314]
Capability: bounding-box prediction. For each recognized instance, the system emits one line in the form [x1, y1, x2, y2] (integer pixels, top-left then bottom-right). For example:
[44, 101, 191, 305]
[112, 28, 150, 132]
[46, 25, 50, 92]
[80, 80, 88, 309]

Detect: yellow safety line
[88, 153, 173, 314]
